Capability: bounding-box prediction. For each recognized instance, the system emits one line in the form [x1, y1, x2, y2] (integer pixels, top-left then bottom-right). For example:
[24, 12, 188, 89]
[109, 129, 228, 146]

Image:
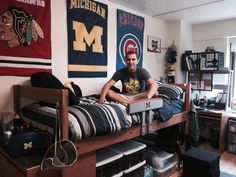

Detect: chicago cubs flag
[0, 0, 51, 76]
[116, 9, 144, 70]
[67, 0, 108, 78]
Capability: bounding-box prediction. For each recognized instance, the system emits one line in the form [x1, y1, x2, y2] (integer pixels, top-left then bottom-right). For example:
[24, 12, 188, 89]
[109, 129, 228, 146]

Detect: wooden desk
[197, 109, 235, 154]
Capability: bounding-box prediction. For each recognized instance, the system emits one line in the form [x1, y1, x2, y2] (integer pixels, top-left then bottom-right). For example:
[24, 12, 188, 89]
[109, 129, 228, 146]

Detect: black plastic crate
[108, 140, 146, 171]
[96, 148, 123, 177]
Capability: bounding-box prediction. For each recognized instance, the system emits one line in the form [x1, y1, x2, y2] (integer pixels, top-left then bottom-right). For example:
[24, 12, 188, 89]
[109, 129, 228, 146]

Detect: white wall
[167, 21, 181, 83]
[193, 18, 236, 40]
[192, 19, 236, 99]
[179, 21, 193, 83]
[193, 18, 236, 67]
[166, 21, 193, 84]
[0, 0, 173, 112]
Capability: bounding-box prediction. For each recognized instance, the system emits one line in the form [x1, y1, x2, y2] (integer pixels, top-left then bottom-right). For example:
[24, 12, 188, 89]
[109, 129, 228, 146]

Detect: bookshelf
[182, 51, 227, 91]
[182, 51, 234, 109]
[182, 51, 224, 71]
[188, 71, 213, 91]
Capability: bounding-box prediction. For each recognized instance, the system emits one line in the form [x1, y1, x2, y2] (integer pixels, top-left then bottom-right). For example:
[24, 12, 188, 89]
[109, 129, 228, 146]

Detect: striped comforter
[20, 97, 141, 140]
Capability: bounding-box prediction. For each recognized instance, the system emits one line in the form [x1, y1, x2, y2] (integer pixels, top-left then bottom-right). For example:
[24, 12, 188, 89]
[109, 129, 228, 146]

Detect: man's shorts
[117, 92, 144, 101]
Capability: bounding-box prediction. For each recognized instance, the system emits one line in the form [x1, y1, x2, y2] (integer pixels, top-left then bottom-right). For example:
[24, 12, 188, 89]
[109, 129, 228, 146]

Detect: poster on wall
[147, 35, 161, 53]
[0, 0, 52, 76]
[67, 0, 108, 78]
[116, 9, 144, 71]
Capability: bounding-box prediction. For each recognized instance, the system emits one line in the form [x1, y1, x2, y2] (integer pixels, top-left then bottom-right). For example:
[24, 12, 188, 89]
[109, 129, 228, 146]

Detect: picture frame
[147, 35, 161, 53]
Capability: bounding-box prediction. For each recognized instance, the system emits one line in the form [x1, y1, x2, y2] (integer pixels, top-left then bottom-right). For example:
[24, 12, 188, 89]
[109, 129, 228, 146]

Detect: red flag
[0, 0, 51, 76]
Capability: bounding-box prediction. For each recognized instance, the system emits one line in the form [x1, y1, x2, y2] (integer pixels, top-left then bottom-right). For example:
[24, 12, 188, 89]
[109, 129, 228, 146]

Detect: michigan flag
[67, 0, 108, 78]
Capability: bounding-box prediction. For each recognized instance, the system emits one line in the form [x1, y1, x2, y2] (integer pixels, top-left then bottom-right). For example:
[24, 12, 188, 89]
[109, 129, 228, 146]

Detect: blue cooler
[96, 148, 123, 177]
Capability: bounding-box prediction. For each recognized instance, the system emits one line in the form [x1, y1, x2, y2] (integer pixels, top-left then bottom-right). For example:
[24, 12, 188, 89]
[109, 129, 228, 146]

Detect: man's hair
[125, 50, 137, 60]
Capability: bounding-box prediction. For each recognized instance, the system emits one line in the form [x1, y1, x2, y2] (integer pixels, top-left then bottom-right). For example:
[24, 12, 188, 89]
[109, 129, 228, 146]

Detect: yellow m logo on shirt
[24, 142, 32, 150]
[73, 21, 103, 53]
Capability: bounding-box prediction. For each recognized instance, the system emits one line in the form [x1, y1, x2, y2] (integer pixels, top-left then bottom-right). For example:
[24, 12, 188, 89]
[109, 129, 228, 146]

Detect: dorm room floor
[200, 142, 236, 175]
[170, 150, 236, 177]
[0, 150, 234, 177]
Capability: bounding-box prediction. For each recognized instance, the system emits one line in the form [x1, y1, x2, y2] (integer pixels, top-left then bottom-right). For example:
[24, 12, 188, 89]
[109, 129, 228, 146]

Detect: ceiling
[107, 0, 236, 24]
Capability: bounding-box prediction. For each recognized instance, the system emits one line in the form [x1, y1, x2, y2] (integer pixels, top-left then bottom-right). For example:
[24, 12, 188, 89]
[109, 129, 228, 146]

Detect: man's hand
[99, 79, 116, 103]
[99, 95, 106, 103]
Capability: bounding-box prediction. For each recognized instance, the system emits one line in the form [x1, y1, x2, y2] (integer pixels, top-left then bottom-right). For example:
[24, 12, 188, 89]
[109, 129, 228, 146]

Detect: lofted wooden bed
[0, 83, 191, 177]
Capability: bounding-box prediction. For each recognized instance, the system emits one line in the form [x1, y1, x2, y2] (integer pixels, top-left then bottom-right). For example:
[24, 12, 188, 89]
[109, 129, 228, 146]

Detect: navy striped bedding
[20, 97, 183, 141]
[20, 97, 141, 140]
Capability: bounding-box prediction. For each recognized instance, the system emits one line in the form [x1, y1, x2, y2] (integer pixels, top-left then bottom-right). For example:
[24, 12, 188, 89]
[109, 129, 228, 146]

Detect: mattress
[20, 96, 183, 141]
[20, 97, 140, 140]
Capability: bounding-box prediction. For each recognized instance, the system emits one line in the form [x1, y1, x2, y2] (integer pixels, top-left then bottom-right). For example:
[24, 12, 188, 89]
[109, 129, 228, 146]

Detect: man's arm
[145, 77, 158, 99]
[99, 79, 116, 103]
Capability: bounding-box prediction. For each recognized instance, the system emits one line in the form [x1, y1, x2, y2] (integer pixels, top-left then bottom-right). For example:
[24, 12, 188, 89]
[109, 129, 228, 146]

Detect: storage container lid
[96, 148, 123, 167]
[122, 160, 146, 174]
[108, 140, 146, 155]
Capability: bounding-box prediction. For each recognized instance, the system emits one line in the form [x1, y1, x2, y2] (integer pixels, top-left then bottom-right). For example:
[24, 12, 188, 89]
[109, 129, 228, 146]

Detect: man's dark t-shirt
[111, 67, 151, 94]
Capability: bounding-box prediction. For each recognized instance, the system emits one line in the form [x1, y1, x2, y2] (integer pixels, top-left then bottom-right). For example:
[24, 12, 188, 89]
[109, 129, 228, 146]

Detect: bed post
[185, 83, 191, 112]
[174, 83, 191, 135]
[184, 83, 191, 135]
[59, 89, 69, 140]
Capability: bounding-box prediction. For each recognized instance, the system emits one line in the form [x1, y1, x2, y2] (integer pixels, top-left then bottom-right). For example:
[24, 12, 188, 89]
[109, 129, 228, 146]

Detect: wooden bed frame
[11, 83, 191, 177]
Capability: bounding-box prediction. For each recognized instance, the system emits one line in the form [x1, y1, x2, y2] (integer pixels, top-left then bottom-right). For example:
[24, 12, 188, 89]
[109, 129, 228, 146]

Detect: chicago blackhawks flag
[0, 0, 52, 76]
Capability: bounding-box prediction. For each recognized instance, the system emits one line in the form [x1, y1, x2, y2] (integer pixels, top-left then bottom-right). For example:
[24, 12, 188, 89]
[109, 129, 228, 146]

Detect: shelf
[189, 72, 213, 91]
[187, 68, 233, 92]
[188, 69, 232, 74]
[182, 51, 224, 71]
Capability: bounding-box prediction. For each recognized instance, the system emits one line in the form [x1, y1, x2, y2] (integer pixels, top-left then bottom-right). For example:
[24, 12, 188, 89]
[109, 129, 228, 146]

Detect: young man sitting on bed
[99, 50, 158, 105]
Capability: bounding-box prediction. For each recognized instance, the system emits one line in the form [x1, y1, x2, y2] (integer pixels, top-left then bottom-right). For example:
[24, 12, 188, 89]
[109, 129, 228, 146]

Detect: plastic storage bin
[108, 140, 146, 172]
[153, 161, 177, 177]
[228, 118, 236, 133]
[96, 148, 123, 177]
[228, 133, 236, 143]
[228, 143, 236, 154]
[228, 118, 236, 154]
[145, 149, 177, 171]
[122, 161, 146, 177]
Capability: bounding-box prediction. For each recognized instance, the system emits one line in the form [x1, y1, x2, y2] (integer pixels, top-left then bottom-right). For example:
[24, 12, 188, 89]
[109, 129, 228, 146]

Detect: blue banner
[116, 9, 144, 71]
[67, 0, 108, 77]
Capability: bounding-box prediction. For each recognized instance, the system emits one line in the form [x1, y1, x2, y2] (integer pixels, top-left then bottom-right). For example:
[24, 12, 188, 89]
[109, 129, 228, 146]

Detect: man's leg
[107, 90, 159, 104]
[107, 90, 131, 104]
[135, 91, 159, 99]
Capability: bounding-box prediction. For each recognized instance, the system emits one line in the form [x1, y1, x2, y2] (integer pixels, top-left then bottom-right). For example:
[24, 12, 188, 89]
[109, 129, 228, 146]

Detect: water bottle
[144, 164, 153, 177]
